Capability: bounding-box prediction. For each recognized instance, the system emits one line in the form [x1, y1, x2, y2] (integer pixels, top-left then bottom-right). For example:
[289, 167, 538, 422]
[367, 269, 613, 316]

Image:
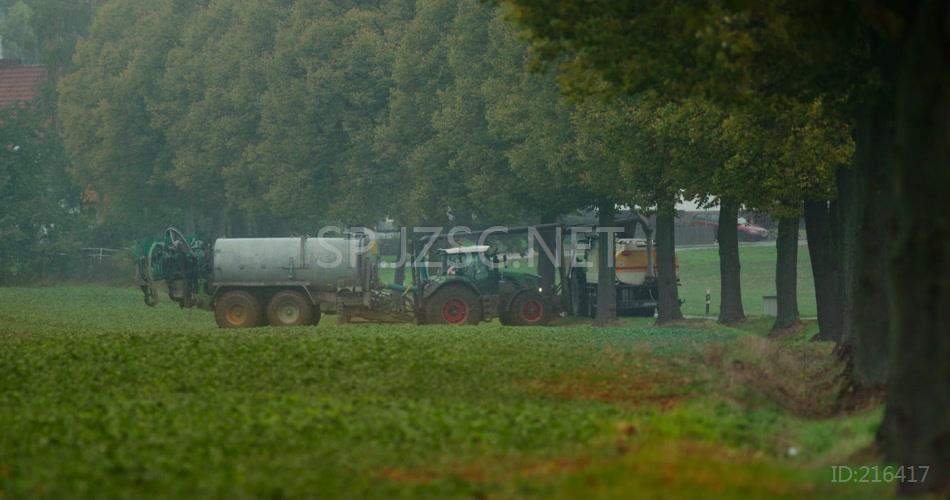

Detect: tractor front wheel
[511, 293, 551, 326]
[215, 290, 264, 328]
[425, 286, 481, 325]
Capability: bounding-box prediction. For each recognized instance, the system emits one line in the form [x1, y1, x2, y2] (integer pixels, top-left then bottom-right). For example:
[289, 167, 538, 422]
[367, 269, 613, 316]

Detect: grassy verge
[0, 287, 885, 498]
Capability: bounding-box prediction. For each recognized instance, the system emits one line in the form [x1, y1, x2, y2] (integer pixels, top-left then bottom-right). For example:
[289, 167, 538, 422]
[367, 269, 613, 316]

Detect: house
[0, 59, 47, 107]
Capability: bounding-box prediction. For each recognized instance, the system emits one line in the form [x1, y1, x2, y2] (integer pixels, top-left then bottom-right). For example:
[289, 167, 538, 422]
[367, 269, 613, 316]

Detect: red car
[690, 213, 770, 241]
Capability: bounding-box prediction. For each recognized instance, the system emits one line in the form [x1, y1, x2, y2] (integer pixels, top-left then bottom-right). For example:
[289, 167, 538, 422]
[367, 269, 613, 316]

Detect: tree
[248, 0, 411, 229]
[0, 1, 37, 62]
[375, 0, 456, 227]
[649, 98, 746, 325]
[804, 199, 843, 342]
[26, 0, 102, 79]
[152, 0, 292, 237]
[721, 98, 850, 332]
[573, 95, 686, 324]
[482, 7, 591, 291]
[59, 0, 200, 244]
[879, 0, 950, 491]
[0, 101, 85, 283]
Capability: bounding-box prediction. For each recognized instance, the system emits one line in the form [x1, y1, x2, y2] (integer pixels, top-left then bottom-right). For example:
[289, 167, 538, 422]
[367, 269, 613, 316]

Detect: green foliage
[0, 1, 37, 62]
[153, 0, 291, 219]
[482, 11, 587, 219]
[0, 286, 889, 498]
[0, 102, 87, 283]
[500, 0, 858, 217]
[0, 0, 99, 74]
[58, 0, 198, 230]
[251, 0, 411, 225]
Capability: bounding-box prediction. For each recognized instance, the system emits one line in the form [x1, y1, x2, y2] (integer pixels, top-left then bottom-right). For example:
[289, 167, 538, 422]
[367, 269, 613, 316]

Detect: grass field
[677, 243, 816, 318]
[0, 286, 889, 498]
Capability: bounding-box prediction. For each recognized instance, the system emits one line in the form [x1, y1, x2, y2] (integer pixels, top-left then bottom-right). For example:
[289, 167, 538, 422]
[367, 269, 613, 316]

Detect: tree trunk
[656, 201, 684, 325]
[537, 213, 557, 293]
[717, 199, 745, 324]
[773, 216, 800, 331]
[183, 205, 196, 236]
[213, 206, 229, 239]
[838, 102, 894, 388]
[804, 199, 843, 342]
[594, 202, 617, 325]
[805, 201, 844, 343]
[881, 1, 950, 492]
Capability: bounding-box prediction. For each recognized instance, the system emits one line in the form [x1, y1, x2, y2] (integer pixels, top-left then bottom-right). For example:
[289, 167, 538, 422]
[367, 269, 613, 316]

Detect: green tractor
[412, 245, 553, 326]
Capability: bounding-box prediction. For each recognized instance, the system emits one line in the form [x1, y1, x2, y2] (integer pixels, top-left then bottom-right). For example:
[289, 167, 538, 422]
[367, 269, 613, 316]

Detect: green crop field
[0, 286, 888, 498]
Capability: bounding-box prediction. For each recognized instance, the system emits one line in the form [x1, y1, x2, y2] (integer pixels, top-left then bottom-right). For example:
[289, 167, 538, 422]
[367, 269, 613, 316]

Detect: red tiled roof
[0, 64, 48, 107]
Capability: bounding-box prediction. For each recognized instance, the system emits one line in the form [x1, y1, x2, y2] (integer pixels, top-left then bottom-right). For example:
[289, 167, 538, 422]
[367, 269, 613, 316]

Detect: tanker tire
[511, 293, 551, 326]
[266, 290, 314, 327]
[425, 285, 481, 325]
[215, 290, 264, 329]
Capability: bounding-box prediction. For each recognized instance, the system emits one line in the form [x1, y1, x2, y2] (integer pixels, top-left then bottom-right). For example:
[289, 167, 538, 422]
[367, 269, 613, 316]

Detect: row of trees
[500, 0, 947, 491]
[55, 0, 848, 327]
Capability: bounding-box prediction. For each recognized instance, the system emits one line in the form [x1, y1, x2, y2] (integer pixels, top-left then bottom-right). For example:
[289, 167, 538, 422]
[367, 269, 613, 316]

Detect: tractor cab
[436, 245, 499, 292]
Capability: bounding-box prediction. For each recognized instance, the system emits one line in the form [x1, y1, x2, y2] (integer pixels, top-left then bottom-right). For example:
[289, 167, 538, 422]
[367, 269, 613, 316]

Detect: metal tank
[212, 237, 367, 293]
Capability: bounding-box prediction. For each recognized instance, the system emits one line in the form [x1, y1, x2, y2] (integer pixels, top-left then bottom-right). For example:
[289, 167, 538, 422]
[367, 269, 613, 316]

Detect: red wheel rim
[442, 299, 469, 324]
[521, 300, 543, 323]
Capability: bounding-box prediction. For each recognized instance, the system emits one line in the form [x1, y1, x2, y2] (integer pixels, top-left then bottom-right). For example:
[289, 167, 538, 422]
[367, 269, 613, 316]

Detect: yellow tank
[587, 238, 678, 285]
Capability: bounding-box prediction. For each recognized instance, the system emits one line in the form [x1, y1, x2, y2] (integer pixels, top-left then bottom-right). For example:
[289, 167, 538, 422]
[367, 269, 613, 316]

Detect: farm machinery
[137, 218, 669, 328]
[137, 227, 553, 328]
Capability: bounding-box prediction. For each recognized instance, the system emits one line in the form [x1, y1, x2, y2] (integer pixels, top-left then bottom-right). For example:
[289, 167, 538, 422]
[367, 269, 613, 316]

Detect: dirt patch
[525, 369, 690, 410]
[835, 383, 886, 415]
[379, 455, 595, 486]
[662, 319, 715, 329]
[379, 467, 440, 485]
[768, 321, 808, 340]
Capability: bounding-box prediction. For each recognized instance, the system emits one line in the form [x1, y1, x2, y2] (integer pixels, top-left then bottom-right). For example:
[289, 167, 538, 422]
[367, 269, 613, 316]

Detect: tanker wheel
[266, 290, 314, 327]
[511, 293, 551, 326]
[425, 286, 481, 325]
[215, 290, 263, 328]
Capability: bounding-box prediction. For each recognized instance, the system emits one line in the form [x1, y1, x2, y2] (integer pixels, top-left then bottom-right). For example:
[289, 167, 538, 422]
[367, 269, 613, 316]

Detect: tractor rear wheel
[425, 286, 481, 325]
[215, 290, 263, 328]
[511, 293, 551, 326]
[266, 290, 314, 327]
